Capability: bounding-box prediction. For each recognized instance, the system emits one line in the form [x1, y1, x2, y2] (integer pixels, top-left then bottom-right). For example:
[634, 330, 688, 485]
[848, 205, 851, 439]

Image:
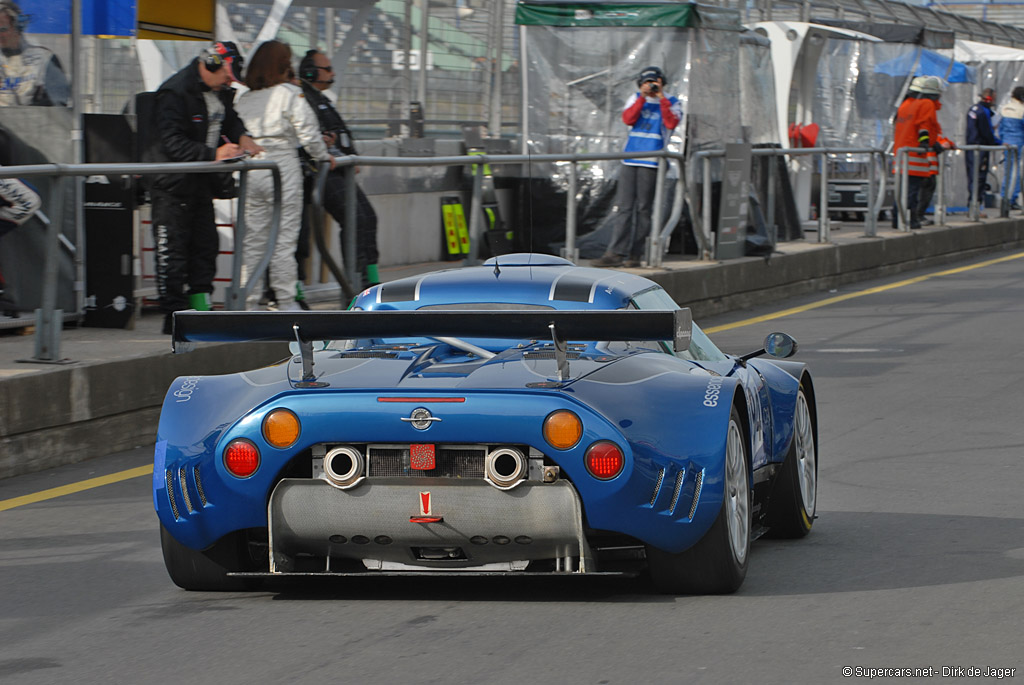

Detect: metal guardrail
[894, 144, 1019, 229]
[692, 146, 888, 259]
[328, 148, 687, 270]
[0, 159, 281, 363]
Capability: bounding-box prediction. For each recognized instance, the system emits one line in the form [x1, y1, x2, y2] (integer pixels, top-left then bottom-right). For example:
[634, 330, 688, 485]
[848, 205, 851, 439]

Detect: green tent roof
[514, 1, 741, 30]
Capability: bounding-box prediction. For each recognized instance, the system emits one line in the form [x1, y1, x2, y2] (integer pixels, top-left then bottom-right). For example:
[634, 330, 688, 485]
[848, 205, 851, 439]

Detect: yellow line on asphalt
[0, 464, 153, 512]
[704, 250, 1024, 334]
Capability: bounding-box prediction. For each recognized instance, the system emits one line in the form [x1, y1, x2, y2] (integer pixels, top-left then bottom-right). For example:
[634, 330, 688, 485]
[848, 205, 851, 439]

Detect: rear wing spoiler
[173, 309, 692, 384]
[172, 309, 692, 351]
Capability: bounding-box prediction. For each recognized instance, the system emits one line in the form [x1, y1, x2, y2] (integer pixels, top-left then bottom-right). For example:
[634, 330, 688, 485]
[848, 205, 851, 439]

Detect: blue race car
[156, 254, 818, 594]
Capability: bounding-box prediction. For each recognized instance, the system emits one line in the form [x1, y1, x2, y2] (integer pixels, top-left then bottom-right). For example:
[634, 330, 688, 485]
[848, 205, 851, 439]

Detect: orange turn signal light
[263, 408, 300, 448]
[543, 410, 582, 450]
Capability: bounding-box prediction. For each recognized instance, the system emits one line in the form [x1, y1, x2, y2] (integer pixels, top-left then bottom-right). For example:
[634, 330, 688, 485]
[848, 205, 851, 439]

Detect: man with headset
[0, 0, 69, 106]
[297, 49, 379, 289]
[150, 41, 261, 333]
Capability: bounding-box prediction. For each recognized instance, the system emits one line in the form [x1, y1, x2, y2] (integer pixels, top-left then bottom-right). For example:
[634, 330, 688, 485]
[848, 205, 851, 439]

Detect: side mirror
[764, 332, 798, 359]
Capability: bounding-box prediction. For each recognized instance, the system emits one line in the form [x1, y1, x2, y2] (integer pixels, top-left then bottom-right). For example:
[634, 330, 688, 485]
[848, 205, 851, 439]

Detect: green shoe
[365, 264, 380, 286]
[188, 292, 211, 311]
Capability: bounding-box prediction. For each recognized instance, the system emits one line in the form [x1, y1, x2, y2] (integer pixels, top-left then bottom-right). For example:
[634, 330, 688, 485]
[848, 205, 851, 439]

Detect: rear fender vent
[178, 466, 194, 514]
[193, 465, 208, 507]
[165, 469, 179, 520]
[668, 470, 686, 515]
[649, 468, 665, 507]
[688, 470, 704, 520]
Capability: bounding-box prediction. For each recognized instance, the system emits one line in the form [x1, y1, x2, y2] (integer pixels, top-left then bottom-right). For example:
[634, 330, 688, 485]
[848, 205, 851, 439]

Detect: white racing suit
[0, 175, 41, 235]
[235, 83, 330, 309]
[0, 43, 70, 107]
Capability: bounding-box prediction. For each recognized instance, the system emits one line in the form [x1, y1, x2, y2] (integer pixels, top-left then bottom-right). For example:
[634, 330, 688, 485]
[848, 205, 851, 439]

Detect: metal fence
[0, 159, 282, 363]
[6, 142, 1016, 361]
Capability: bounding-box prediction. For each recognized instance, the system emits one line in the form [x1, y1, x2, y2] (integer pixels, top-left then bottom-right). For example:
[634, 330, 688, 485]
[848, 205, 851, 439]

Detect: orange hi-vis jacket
[894, 97, 949, 177]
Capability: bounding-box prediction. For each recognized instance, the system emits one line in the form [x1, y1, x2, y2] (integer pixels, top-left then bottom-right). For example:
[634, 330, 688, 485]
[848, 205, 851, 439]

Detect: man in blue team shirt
[965, 87, 1000, 206]
[594, 66, 681, 268]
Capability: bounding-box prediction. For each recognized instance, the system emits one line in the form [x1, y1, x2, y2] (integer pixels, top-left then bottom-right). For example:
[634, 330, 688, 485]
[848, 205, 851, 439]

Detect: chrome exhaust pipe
[484, 447, 527, 489]
[323, 446, 365, 489]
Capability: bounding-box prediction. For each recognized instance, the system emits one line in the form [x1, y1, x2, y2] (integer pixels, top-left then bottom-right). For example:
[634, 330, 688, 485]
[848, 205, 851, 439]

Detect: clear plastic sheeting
[739, 31, 780, 147]
[517, 2, 774, 252]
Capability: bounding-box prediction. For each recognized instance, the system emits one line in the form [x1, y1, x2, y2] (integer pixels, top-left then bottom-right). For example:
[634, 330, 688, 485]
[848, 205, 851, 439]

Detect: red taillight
[584, 441, 624, 480]
[224, 439, 260, 478]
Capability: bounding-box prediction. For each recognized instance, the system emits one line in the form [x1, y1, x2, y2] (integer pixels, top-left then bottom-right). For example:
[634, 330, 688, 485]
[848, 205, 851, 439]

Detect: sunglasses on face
[316, 65, 334, 72]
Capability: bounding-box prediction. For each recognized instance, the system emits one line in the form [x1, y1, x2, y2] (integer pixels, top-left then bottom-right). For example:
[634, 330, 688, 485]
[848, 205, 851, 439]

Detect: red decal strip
[378, 397, 466, 403]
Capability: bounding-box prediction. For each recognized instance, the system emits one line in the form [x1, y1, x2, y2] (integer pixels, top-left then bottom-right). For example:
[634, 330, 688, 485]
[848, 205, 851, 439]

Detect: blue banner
[18, 0, 137, 37]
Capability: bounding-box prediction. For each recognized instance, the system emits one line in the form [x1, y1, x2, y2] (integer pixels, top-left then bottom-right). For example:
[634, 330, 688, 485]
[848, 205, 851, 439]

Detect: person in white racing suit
[0, 0, 69, 107]
[235, 40, 334, 311]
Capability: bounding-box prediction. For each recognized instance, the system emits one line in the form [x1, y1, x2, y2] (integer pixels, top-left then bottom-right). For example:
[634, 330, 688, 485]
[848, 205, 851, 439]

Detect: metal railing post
[936, 151, 946, 226]
[654, 153, 686, 268]
[344, 164, 358, 284]
[703, 155, 713, 260]
[564, 161, 578, 263]
[649, 156, 667, 266]
[865, 151, 878, 237]
[464, 160, 485, 266]
[33, 174, 67, 362]
[818, 151, 829, 242]
[1018, 146, 1023, 210]
[968, 148, 979, 221]
[898, 149, 909, 232]
[227, 169, 249, 311]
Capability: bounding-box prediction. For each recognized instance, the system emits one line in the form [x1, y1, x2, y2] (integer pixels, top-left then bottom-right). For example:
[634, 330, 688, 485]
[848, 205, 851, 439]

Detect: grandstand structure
[927, 1, 1024, 26]
[726, 0, 1024, 46]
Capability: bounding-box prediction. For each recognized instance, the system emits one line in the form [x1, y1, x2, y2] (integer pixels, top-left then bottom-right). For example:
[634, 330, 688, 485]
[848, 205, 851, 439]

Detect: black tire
[160, 525, 260, 591]
[766, 385, 817, 538]
[646, 407, 751, 594]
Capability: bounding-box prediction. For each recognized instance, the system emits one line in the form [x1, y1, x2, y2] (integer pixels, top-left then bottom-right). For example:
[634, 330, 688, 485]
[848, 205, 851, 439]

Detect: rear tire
[766, 386, 817, 538]
[646, 407, 751, 594]
[160, 525, 260, 591]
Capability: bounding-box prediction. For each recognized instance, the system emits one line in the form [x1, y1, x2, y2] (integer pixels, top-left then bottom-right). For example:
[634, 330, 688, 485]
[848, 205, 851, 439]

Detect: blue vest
[624, 95, 680, 168]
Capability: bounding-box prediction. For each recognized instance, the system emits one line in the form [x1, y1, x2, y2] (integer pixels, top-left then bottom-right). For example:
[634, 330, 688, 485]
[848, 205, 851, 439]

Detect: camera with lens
[648, 82, 660, 93]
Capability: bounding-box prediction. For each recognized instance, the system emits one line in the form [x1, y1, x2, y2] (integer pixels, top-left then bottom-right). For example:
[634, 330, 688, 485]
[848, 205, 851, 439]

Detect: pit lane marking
[704, 250, 1024, 334]
[0, 465, 152, 512]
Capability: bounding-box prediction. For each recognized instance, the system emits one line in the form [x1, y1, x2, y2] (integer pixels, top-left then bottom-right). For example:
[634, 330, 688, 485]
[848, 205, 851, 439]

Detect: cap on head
[637, 66, 666, 87]
[203, 41, 245, 83]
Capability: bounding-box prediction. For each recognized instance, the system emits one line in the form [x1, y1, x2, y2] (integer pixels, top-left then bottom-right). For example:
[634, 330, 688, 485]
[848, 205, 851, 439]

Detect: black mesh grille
[650, 468, 665, 506]
[342, 350, 399, 358]
[688, 470, 703, 520]
[165, 469, 179, 520]
[668, 470, 685, 514]
[178, 466, 194, 513]
[367, 445, 487, 479]
[193, 465, 207, 507]
[523, 350, 582, 360]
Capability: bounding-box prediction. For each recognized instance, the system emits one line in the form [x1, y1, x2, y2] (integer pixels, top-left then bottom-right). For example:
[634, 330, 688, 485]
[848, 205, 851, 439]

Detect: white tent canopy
[955, 39, 1024, 63]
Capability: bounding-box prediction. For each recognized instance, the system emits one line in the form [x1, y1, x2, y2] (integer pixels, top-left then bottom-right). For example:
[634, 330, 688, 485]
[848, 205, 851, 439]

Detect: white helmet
[909, 75, 944, 96]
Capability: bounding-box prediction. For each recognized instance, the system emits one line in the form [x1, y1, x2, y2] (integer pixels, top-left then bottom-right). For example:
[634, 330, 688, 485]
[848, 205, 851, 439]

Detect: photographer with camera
[594, 66, 681, 268]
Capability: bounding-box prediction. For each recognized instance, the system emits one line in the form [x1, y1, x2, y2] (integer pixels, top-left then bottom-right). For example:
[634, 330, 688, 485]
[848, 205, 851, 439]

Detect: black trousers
[964, 150, 990, 201]
[321, 170, 378, 269]
[151, 188, 218, 313]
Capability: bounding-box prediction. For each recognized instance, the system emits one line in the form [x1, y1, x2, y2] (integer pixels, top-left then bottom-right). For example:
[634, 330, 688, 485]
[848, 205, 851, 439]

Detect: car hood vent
[341, 350, 400, 359]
